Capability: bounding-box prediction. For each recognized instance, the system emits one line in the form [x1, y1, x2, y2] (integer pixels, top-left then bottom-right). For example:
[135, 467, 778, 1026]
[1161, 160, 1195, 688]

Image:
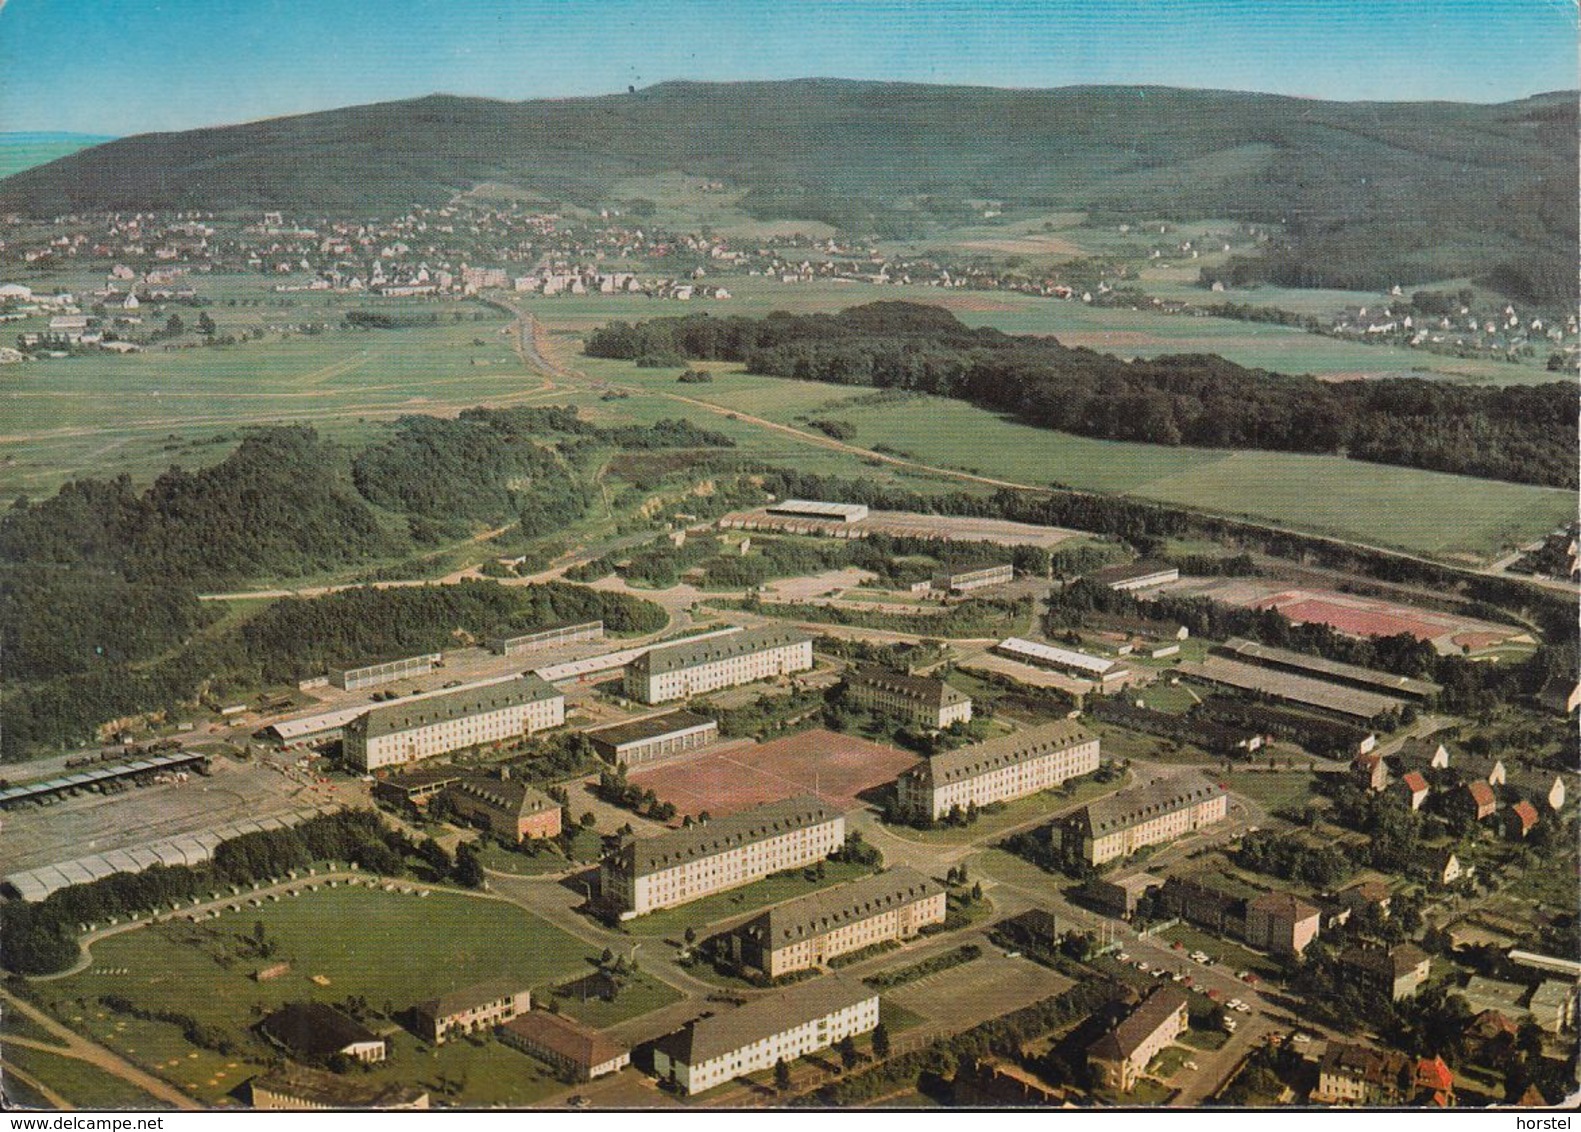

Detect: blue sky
[2, 0, 1576, 135]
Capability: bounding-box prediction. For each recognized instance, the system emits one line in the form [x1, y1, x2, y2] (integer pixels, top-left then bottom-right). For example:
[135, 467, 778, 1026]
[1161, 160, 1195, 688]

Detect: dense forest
[0, 580, 666, 761]
[586, 303, 1577, 488]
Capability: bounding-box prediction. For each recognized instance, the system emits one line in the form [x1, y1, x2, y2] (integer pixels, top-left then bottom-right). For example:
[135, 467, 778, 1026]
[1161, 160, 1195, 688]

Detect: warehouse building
[498, 1011, 630, 1081]
[1088, 561, 1180, 592]
[601, 795, 844, 918]
[733, 866, 946, 978]
[248, 1066, 429, 1110]
[1177, 656, 1404, 722]
[1217, 638, 1441, 700]
[651, 975, 878, 1095]
[487, 620, 604, 655]
[329, 652, 443, 691]
[259, 1002, 386, 1064]
[343, 674, 564, 771]
[844, 666, 972, 731]
[585, 710, 719, 766]
[932, 562, 1014, 593]
[1063, 771, 1228, 866]
[765, 499, 869, 523]
[994, 637, 1131, 689]
[896, 721, 1100, 822]
[623, 626, 813, 705]
[412, 980, 531, 1045]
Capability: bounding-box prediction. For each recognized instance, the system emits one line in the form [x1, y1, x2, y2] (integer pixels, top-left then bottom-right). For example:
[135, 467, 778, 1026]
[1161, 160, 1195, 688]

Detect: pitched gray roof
[346, 673, 560, 741]
[585, 710, 716, 749]
[1220, 637, 1442, 698]
[848, 666, 970, 710]
[751, 867, 942, 948]
[904, 720, 1093, 788]
[1088, 986, 1188, 1062]
[414, 977, 528, 1022]
[654, 975, 875, 1065]
[631, 626, 811, 677]
[615, 795, 841, 878]
[1072, 771, 1225, 838]
[451, 774, 556, 818]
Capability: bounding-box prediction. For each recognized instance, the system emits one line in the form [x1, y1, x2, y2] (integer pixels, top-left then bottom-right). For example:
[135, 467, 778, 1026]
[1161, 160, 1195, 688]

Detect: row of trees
[586, 302, 1577, 488]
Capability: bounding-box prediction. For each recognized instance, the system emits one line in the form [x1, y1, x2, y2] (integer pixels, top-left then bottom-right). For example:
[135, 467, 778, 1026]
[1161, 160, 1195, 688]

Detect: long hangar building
[623, 626, 813, 705]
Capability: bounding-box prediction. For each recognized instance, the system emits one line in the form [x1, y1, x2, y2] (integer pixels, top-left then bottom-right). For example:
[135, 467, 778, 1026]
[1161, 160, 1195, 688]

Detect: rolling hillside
[1, 80, 1574, 301]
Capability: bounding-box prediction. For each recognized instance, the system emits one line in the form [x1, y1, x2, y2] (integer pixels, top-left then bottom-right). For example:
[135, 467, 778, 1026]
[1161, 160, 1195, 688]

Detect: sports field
[627, 728, 918, 817]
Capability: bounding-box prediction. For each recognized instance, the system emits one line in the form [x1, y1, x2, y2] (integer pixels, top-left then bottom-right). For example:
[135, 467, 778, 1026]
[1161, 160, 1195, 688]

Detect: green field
[548, 966, 684, 1029]
[0, 1041, 175, 1110]
[33, 886, 590, 1106]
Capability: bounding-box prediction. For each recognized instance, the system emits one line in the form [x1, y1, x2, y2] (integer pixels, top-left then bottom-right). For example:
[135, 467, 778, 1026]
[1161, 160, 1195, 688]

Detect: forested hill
[586, 302, 1578, 489]
[1, 80, 1575, 302]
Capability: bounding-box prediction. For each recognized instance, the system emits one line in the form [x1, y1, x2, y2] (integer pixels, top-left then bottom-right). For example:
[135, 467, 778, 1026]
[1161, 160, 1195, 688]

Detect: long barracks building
[844, 666, 972, 731]
[601, 795, 844, 918]
[343, 674, 564, 771]
[623, 626, 813, 705]
[896, 721, 1100, 822]
[734, 866, 946, 978]
[1062, 770, 1228, 866]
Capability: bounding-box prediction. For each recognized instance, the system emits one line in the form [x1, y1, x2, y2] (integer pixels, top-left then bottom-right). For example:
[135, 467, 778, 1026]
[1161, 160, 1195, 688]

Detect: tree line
[586, 302, 1576, 488]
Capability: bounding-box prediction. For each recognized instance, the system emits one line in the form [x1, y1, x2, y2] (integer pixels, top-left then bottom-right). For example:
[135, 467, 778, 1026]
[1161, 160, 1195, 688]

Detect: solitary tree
[872, 1023, 891, 1059]
[774, 1057, 792, 1092]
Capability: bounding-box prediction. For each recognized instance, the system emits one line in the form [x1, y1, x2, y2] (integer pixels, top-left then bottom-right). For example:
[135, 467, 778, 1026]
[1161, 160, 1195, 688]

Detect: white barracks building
[623, 626, 813, 705]
[896, 720, 1100, 821]
[601, 795, 844, 918]
[343, 674, 564, 771]
[1062, 770, 1229, 865]
[652, 975, 878, 1095]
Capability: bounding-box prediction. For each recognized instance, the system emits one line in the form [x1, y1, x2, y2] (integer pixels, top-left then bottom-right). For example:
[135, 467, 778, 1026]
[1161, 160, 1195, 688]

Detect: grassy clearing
[1221, 769, 1320, 815]
[0, 1041, 176, 1110]
[35, 886, 589, 1105]
[878, 997, 928, 1034]
[547, 967, 684, 1028]
[1147, 1044, 1192, 1078]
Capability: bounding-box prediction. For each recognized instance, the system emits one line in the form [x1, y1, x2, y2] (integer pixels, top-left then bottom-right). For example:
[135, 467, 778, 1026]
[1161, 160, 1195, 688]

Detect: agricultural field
[30, 885, 590, 1106]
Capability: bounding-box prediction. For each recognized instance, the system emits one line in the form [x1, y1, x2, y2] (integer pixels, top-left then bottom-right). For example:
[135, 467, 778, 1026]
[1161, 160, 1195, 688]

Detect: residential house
[1352, 751, 1388, 793]
[1086, 987, 1190, 1093]
[1466, 780, 1498, 821]
[1418, 848, 1463, 886]
[1341, 943, 1432, 1002]
[1504, 800, 1539, 840]
[1312, 1041, 1410, 1105]
[1414, 1056, 1455, 1107]
[1244, 891, 1321, 956]
[1396, 771, 1430, 811]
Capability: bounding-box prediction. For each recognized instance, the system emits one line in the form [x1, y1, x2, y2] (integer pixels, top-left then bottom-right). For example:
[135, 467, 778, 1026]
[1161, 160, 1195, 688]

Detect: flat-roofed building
[370, 767, 462, 808]
[487, 620, 604, 655]
[343, 674, 564, 771]
[896, 720, 1100, 822]
[602, 795, 844, 918]
[932, 562, 1013, 593]
[498, 1011, 630, 1080]
[1087, 986, 1189, 1092]
[1529, 981, 1578, 1034]
[765, 499, 869, 523]
[1088, 561, 1180, 592]
[248, 1066, 429, 1110]
[1244, 890, 1321, 956]
[1178, 656, 1404, 722]
[734, 867, 946, 978]
[845, 666, 972, 731]
[585, 710, 718, 766]
[624, 626, 813, 704]
[994, 637, 1131, 689]
[447, 772, 562, 841]
[1063, 771, 1228, 866]
[412, 980, 531, 1045]
[651, 975, 878, 1095]
[329, 652, 443, 691]
[1218, 638, 1442, 701]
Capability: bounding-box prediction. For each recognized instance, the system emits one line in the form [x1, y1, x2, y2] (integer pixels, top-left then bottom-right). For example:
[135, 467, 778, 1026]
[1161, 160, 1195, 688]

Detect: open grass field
[548, 967, 684, 1029]
[31, 886, 590, 1105]
[0, 1040, 177, 1110]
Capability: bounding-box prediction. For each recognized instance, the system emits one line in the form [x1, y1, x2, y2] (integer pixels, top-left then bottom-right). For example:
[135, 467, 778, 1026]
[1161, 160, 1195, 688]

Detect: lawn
[1221, 769, 1321, 815]
[1147, 1044, 1192, 1079]
[619, 859, 879, 939]
[878, 997, 927, 1035]
[1181, 1027, 1230, 1052]
[34, 886, 590, 1105]
[0, 1041, 177, 1110]
[547, 967, 684, 1029]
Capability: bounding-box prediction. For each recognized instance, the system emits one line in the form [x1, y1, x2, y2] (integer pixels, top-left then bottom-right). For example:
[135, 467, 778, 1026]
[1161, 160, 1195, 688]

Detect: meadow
[32, 886, 594, 1105]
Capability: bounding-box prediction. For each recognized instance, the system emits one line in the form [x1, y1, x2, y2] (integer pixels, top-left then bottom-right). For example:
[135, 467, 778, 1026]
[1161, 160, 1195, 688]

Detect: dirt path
[0, 988, 200, 1110]
[1, 1054, 77, 1110]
